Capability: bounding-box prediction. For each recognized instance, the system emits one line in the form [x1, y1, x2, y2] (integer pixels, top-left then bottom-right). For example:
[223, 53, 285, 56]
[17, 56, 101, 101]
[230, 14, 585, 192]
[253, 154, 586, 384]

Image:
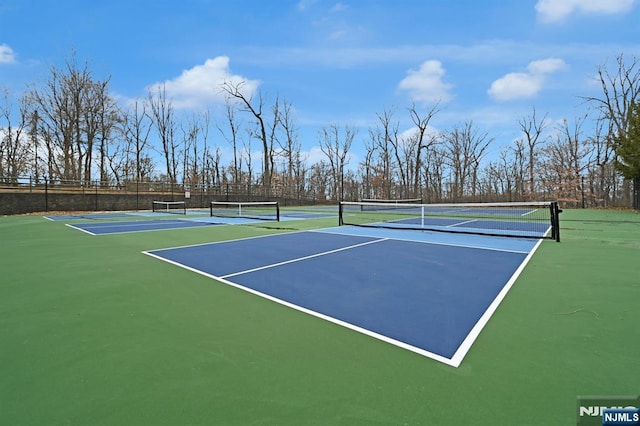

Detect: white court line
[220, 238, 388, 279]
[147, 229, 308, 252]
[141, 243, 458, 367]
[65, 223, 97, 235]
[142, 228, 542, 367]
[448, 237, 545, 367]
[446, 219, 478, 228]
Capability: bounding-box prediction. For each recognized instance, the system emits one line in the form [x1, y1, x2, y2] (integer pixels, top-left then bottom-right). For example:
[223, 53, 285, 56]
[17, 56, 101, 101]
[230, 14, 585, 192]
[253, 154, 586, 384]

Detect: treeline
[1, 53, 639, 208]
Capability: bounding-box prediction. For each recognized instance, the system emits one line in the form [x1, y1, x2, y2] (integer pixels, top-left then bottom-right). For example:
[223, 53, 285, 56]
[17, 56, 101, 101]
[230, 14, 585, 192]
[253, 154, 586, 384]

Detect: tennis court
[65, 214, 329, 235]
[67, 218, 222, 235]
[2, 206, 638, 425]
[145, 226, 540, 366]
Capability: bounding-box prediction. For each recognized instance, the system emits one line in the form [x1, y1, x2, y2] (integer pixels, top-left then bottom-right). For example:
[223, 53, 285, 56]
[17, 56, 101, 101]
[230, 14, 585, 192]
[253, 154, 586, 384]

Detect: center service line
[220, 238, 388, 279]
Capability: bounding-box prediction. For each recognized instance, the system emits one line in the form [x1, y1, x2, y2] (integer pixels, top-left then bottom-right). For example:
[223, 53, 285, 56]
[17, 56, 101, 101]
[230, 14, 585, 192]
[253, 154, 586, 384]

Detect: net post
[551, 202, 562, 242]
[338, 202, 344, 226]
[275, 202, 280, 222]
[209, 201, 213, 217]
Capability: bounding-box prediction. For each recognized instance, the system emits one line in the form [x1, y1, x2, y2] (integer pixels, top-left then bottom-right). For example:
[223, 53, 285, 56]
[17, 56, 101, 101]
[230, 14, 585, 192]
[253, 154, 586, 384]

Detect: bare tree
[121, 98, 152, 181]
[584, 54, 640, 207]
[485, 146, 520, 202]
[205, 146, 222, 190]
[584, 54, 640, 142]
[291, 148, 309, 200]
[28, 53, 115, 182]
[199, 109, 211, 192]
[358, 138, 377, 199]
[376, 109, 409, 197]
[94, 80, 119, 183]
[408, 101, 441, 196]
[308, 160, 330, 201]
[422, 141, 446, 202]
[148, 83, 178, 184]
[368, 118, 393, 198]
[319, 124, 356, 201]
[242, 128, 254, 193]
[275, 98, 300, 197]
[510, 139, 527, 200]
[540, 116, 590, 204]
[442, 121, 492, 199]
[180, 113, 202, 188]
[585, 119, 617, 206]
[518, 107, 549, 200]
[0, 89, 31, 180]
[220, 80, 274, 197]
[217, 100, 242, 186]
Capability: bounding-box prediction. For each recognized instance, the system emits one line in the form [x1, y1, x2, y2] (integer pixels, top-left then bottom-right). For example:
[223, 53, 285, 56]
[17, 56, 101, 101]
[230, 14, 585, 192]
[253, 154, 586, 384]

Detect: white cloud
[304, 146, 327, 165]
[399, 125, 440, 143]
[148, 56, 259, 109]
[535, 0, 636, 23]
[487, 73, 543, 102]
[526, 58, 567, 74]
[488, 58, 567, 102]
[0, 43, 16, 64]
[398, 60, 453, 103]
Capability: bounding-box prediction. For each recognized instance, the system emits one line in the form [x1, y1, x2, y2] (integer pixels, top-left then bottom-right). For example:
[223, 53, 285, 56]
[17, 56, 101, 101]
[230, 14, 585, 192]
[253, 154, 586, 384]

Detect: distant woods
[1, 53, 639, 208]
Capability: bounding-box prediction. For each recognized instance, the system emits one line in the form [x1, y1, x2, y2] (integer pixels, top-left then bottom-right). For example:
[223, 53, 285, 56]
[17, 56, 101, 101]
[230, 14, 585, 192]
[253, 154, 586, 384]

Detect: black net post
[550, 202, 562, 242]
[338, 202, 344, 226]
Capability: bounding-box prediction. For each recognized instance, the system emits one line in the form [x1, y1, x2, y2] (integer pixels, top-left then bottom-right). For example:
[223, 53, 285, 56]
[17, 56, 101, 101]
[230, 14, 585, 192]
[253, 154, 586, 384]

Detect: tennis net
[152, 200, 186, 215]
[339, 200, 561, 241]
[210, 201, 280, 221]
[359, 198, 422, 210]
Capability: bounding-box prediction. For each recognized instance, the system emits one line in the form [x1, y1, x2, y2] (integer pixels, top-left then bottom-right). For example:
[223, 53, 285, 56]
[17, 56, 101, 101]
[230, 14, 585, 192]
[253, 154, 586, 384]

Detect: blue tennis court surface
[144, 227, 542, 366]
[378, 216, 551, 236]
[64, 211, 334, 235]
[67, 219, 222, 235]
[45, 212, 138, 221]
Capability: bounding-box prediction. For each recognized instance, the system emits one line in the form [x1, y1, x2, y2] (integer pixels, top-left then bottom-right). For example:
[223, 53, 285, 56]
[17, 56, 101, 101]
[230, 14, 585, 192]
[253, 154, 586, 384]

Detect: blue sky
[1, 0, 640, 168]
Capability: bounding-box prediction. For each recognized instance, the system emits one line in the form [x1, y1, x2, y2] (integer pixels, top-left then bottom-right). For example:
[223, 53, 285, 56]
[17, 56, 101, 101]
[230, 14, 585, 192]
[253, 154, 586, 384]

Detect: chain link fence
[0, 175, 637, 215]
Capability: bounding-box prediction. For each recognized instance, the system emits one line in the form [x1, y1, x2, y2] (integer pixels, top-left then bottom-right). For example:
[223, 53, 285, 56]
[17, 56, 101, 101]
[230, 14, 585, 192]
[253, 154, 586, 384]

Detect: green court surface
[1, 208, 638, 425]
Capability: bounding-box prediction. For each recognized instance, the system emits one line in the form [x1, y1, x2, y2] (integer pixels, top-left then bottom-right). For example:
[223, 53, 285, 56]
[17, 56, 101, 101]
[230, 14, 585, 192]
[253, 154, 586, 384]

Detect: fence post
[44, 177, 48, 212]
[633, 176, 640, 211]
